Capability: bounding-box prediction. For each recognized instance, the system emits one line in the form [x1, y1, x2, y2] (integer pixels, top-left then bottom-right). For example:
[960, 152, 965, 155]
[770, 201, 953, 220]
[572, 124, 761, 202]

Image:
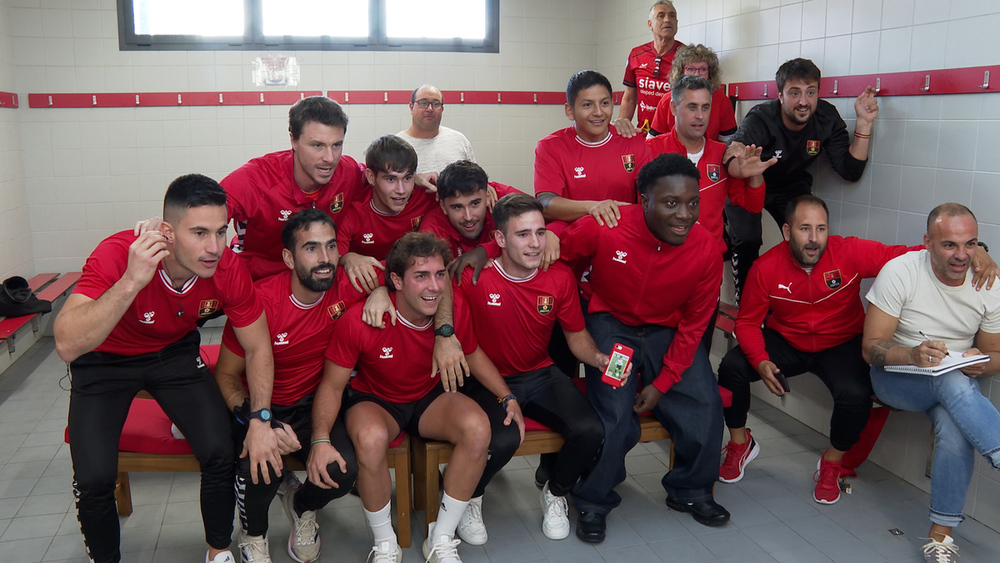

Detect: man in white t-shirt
[862, 202, 1000, 563]
[396, 84, 476, 174]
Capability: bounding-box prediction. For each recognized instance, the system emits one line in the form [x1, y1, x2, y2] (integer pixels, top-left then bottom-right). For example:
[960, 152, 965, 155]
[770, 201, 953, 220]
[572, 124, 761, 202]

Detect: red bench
[0, 272, 80, 354]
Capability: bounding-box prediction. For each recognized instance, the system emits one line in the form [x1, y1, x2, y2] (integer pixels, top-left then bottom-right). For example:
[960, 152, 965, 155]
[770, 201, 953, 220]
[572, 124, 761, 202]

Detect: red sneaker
[813, 458, 845, 504]
[719, 429, 760, 483]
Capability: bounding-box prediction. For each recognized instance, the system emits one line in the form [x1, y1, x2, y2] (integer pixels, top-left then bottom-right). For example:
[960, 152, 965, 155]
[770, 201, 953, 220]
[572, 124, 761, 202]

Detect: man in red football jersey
[616, 1, 684, 135]
[55, 174, 276, 563]
[314, 232, 523, 563]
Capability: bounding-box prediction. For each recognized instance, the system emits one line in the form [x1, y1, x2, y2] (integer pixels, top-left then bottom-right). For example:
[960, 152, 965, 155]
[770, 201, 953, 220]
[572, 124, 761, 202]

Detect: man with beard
[213, 209, 370, 563]
[863, 203, 1000, 562]
[723, 58, 879, 302]
[560, 153, 727, 540]
[396, 84, 476, 174]
[718, 196, 997, 504]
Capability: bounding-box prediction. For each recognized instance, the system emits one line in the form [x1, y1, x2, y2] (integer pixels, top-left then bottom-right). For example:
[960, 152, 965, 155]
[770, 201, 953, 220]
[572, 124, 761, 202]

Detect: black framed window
[119, 0, 499, 52]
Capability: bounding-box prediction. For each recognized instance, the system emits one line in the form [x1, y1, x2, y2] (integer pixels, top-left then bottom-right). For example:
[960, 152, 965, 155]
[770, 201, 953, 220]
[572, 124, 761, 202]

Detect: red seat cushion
[388, 432, 406, 449]
[63, 398, 193, 455]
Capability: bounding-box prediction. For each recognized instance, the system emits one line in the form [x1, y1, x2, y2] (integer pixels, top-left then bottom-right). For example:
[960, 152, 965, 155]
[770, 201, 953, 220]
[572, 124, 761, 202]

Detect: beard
[297, 263, 336, 292]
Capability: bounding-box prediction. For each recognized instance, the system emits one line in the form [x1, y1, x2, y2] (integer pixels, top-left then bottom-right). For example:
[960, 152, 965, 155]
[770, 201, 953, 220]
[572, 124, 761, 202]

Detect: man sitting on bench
[54, 174, 277, 563]
[456, 193, 606, 541]
[315, 232, 524, 563]
[213, 209, 376, 563]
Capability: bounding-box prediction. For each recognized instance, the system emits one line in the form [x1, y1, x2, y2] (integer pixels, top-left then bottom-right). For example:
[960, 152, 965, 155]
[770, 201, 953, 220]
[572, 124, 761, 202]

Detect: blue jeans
[572, 312, 723, 515]
[870, 366, 1000, 527]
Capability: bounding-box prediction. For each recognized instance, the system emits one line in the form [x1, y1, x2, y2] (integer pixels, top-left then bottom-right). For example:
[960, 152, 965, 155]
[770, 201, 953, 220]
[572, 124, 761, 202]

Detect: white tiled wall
[7, 0, 597, 273]
[0, 0, 31, 281]
[598, 0, 1000, 531]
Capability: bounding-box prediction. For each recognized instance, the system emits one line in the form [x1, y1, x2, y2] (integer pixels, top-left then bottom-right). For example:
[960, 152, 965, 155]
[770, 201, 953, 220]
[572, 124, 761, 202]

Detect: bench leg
[392, 450, 411, 548]
[424, 451, 441, 525]
[115, 471, 133, 516]
[411, 440, 428, 514]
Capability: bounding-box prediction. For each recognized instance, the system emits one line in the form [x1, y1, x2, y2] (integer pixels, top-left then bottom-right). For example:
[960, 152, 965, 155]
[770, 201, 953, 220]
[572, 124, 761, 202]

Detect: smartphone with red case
[602, 343, 633, 388]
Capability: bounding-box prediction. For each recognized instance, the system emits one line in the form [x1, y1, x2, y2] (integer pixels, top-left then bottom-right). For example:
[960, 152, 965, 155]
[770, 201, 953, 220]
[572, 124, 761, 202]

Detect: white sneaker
[922, 535, 959, 563]
[456, 496, 487, 545]
[281, 486, 321, 562]
[422, 522, 463, 563]
[276, 471, 303, 498]
[206, 551, 237, 563]
[237, 531, 272, 563]
[366, 540, 402, 563]
[540, 483, 570, 540]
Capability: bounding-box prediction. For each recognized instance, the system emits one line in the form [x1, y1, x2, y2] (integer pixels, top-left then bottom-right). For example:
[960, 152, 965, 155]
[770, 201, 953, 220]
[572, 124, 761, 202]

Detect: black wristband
[724, 155, 737, 170]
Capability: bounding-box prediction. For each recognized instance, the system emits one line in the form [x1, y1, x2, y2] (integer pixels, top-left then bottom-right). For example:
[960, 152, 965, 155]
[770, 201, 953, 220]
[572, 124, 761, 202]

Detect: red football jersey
[336, 186, 439, 261]
[646, 130, 764, 255]
[534, 127, 652, 204]
[74, 231, 263, 356]
[650, 87, 738, 141]
[326, 293, 478, 404]
[222, 150, 367, 280]
[623, 41, 684, 132]
[419, 182, 522, 258]
[560, 205, 721, 393]
[458, 260, 585, 376]
[222, 270, 367, 406]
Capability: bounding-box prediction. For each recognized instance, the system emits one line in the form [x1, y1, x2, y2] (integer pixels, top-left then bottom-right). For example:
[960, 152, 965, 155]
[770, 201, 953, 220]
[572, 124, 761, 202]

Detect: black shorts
[344, 385, 445, 437]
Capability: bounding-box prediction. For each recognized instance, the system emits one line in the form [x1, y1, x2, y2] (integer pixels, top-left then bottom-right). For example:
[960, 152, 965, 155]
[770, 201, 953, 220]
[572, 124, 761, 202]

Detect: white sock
[434, 492, 470, 542]
[364, 501, 396, 544]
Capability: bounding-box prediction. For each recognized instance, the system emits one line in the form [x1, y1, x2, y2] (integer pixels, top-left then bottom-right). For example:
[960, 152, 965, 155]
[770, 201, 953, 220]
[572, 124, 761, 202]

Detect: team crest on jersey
[707, 164, 721, 182]
[198, 299, 220, 317]
[537, 296, 554, 315]
[411, 216, 422, 232]
[328, 301, 346, 320]
[824, 270, 842, 289]
[806, 140, 821, 156]
[622, 154, 636, 173]
[330, 193, 345, 214]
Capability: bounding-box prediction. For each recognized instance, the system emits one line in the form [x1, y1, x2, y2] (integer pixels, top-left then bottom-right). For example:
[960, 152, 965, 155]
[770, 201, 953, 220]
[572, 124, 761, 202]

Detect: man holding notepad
[863, 202, 1000, 563]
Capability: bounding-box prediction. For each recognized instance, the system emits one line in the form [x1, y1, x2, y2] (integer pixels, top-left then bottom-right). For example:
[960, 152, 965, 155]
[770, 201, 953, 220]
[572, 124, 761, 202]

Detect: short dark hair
[385, 232, 452, 291]
[493, 193, 543, 235]
[775, 58, 821, 92]
[671, 74, 712, 107]
[566, 70, 613, 106]
[288, 96, 349, 140]
[927, 203, 977, 232]
[637, 153, 700, 196]
[784, 195, 829, 226]
[410, 84, 441, 104]
[163, 174, 227, 220]
[437, 160, 489, 201]
[282, 208, 336, 252]
[365, 134, 418, 176]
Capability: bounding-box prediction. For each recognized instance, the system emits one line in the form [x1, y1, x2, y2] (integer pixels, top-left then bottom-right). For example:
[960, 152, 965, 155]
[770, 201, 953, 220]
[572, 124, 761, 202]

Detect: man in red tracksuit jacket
[717, 195, 995, 504]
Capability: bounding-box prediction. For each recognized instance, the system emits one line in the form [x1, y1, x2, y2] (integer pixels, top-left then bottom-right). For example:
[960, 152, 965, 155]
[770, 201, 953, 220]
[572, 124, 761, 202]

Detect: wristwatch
[247, 408, 273, 423]
[434, 324, 455, 338]
[497, 394, 517, 406]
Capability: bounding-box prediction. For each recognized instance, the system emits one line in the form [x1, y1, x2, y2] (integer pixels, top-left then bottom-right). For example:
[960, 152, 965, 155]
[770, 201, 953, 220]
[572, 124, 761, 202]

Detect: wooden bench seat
[0, 272, 80, 354]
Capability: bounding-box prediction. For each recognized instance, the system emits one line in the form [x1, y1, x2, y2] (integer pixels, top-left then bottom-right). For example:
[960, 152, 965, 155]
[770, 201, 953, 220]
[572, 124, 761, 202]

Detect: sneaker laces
[460, 500, 485, 531]
[721, 441, 745, 471]
[922, 537, 959, 563]
[291, 510, 319, 546]
[237, 536, 269, 562]
[424, 536, 461, 563]
[545, 489, 568, 516]
[367, 540, 399, 563]
[813, 460, 843, 492]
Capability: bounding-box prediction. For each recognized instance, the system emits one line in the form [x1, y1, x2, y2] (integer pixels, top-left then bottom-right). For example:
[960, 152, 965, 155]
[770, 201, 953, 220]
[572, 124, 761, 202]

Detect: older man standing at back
[397, 84, 477, 175]
[615, 1, 684, 136]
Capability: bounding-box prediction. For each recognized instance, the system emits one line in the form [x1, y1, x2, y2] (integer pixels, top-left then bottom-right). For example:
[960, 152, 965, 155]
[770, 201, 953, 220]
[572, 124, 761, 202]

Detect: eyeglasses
[683, 65, 710, 76]
[415, 99, 444, 110]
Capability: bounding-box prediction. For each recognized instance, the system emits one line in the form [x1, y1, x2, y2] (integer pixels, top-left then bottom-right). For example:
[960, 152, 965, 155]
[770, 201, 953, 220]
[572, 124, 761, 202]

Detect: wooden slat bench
[0, 272, 80, 354]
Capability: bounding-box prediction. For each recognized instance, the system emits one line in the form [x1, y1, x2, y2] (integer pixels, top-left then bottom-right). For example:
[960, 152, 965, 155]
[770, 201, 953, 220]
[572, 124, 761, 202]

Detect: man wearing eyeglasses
[616, 1, 684, 136]
[723, 58, 879, 303]
[397, 84, 477, 175]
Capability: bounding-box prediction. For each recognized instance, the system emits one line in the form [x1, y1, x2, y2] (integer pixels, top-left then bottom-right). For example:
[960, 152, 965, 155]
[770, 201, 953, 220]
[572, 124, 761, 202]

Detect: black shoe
[575, 511, 606, 543]
[665, 497, 730, 527]
[534, 453, 555, 489]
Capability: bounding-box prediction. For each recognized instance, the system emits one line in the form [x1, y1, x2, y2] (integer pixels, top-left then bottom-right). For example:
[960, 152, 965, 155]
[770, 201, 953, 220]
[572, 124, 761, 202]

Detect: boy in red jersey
[535, 70, 653, 229]
[55, 175, 275, 563]
[560, 153, 728, 539]
[213, 209, 374, 563]
[456, 193, 606, 541]
[316, 232, 524, 563]
[337, 135, 439, 293]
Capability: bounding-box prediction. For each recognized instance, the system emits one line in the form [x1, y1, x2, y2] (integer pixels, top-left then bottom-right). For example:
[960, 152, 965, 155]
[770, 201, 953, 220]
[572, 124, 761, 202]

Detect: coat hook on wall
[875, 78, 881, 94]
[921, 75, 931, 92]
[980, 70, 991, 89]
[831, 79, 838, 95]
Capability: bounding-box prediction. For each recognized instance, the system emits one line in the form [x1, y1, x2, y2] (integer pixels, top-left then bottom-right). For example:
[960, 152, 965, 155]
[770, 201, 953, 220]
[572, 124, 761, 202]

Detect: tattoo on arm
[870, 340, 893, 366]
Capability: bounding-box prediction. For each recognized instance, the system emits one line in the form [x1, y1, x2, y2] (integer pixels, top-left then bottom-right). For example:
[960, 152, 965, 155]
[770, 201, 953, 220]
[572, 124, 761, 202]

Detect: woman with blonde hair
[649, 44, 738, 141]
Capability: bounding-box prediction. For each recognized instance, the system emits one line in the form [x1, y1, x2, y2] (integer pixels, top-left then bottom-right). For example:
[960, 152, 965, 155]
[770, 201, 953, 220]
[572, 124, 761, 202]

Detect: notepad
[885, 350, 990, 375]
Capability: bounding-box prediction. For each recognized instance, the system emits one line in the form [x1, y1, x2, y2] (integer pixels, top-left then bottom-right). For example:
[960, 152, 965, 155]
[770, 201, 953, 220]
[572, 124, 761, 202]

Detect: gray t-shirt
[396, 126, 476, 174]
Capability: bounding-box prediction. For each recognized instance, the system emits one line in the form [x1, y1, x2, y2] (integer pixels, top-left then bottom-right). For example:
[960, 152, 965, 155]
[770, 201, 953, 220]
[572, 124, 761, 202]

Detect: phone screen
[605, 350, 630, 381]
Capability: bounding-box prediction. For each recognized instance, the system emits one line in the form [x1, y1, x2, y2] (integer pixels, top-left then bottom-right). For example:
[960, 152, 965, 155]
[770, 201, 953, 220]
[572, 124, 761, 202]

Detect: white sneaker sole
[718, 440, 760, 483]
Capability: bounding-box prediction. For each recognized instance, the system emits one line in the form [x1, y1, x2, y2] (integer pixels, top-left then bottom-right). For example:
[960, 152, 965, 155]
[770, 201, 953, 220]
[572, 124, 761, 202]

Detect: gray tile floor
[3, 333, 1000, 562]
